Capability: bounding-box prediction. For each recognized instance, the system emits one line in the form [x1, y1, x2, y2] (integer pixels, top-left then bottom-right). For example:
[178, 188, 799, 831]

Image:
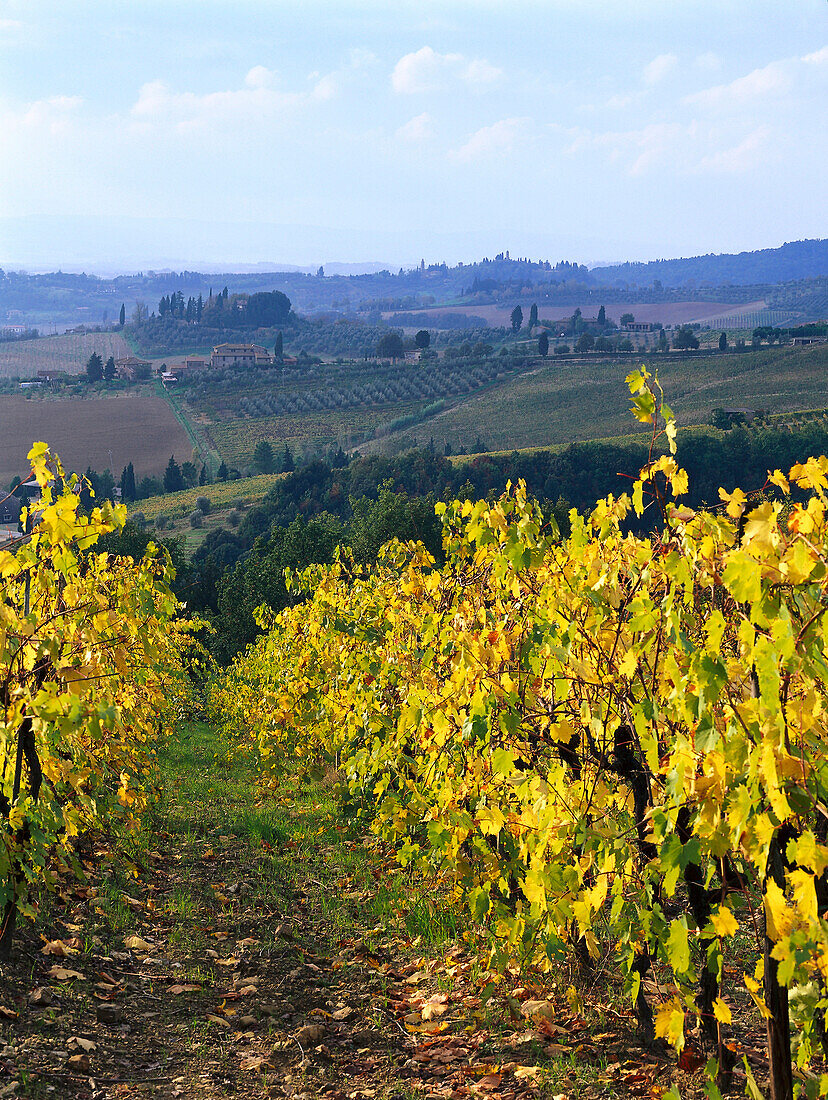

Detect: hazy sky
[0, 0, 826, 269]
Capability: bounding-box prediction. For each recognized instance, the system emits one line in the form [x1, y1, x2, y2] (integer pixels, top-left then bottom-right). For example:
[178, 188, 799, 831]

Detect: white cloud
[684, 58, 792, 107]
[0, 94, 83, 135]
[693, 127, 769, 174]
[0, 18, 22, 31]
[130, 71, 304, 130]
[643, 53, 677, 85]
[391, 46, 501, 94]
[464, 58, 502, 86]
[565, 116, 777, 179]
[802, 45, 828, 65]
[396, 112, 433, 143]
[566, 120, 693, 176]
[449, 117, 528, 163]
[311, 73, 339, 101]
[244, 66, 276, 90]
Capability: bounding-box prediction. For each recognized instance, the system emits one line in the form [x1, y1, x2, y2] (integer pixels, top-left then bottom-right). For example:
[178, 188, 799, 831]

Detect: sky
[0, 0, 826, 271]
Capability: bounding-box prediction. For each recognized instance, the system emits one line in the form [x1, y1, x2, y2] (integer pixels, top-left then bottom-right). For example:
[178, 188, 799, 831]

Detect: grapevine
[214, 370, 828, 1096]
[0, 443, 186, 955]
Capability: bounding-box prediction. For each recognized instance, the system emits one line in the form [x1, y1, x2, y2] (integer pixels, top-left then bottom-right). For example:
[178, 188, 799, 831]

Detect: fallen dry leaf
[405, 1018, 450, 1035]
[67, 1053, 90, 1072]
[124, 935, 155, 952]
[46, 966, 84, 981]
[207, 1014, 231, 1028]
[168, 984, 200, 995]
[0, 1006, 18, 1020]
[421, 993, 449, 1020]
[240, 1054, 271, 1071]
[678, 1046, 706, 1072]
[331, 1006, 354, 1021]
[470, 1074, 502, 1094]
[41, 939, 77, 957]
[521, 998, 556, 1020]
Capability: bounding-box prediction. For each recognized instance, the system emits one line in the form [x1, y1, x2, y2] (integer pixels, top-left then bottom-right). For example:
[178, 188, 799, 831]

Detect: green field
[0, 331, 133, 379]
[207, 405, 418, 466]
[129, 471, 285, 554]
[362, 343, 828, 456]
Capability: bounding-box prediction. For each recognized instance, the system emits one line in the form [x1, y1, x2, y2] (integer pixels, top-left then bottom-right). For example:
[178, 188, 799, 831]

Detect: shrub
[132, 511, 146, 528]
[196, 496, 211, 515]
[189, 511, 203, 529]
[154, 514, 169, 530]
[554, 344, 570, 355]
[228, 509, 241, 527]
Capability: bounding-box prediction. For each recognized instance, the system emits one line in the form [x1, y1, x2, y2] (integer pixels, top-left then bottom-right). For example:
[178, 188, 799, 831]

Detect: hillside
[360, 343, 828, 456]
[592, 237, 828, 288]
[4, 241, 828, 332]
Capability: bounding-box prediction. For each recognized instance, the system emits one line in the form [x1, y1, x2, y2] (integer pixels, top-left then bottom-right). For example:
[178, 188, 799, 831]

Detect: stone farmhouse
[211, 343, 273, 368]
[115, 356, 152, 380]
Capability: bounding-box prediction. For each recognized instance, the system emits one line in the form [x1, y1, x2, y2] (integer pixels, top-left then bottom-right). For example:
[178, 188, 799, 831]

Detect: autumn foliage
[214, 369, 828, 1093]
[0, 443, 186, 953]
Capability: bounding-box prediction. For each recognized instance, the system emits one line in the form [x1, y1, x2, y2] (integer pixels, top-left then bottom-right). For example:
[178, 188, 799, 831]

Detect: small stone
[67, 1053, 89, 1073]
[295, 1023, 325, 1046]
[236, 1015, 257, 1030]
[27, 988, 52, 1008]
[96, 1003, 123, 1026]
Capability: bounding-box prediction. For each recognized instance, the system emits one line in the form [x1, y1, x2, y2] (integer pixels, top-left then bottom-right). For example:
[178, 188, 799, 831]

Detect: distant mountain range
[592, 239, 828, 288]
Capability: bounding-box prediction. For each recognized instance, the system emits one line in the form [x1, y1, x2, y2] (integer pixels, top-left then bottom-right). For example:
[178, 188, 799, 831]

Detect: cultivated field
[365, 343, 828, 455]
[131, 472, 285, 521]
[0, 392, 193, 485]
[384, 300, 760, 329]
[206, 406, 412, 467]
[0, 331, 133, 379]
[129, 471, 285, 554]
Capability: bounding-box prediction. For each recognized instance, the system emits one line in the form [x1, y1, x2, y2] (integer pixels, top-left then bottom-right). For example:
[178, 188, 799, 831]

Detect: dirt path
[0, 724, 709, 1099]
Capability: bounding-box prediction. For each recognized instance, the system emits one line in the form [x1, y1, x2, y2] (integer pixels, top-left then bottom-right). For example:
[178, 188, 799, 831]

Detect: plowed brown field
[0, 392, 193, 484]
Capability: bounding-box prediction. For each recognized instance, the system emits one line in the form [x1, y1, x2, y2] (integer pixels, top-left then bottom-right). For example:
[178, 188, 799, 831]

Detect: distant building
[37, 369, 66, 383]
[0, 495, 22, 533]
[792, 336, 827, 346]
[184, 356, 209, 370]
[114, 356, 152, 380]
[211, 343, 272, 369]
[160, 372, 178, 384]
[622, 321, 655, 333]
